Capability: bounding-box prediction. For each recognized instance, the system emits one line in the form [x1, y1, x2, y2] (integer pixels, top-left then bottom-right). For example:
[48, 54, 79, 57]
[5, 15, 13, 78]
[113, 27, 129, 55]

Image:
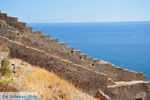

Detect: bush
[0, 58, 11, 76]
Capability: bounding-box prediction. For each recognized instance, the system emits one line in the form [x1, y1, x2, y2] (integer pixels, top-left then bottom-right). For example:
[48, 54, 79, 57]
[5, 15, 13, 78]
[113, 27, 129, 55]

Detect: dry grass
[0, 51, 98, 100]
[0, 83, 18, 92]
[0, 45, 10, 53]
[22, 67, 98, 100]
[0, 79, 13, 84]
[0, 45, 10, 58]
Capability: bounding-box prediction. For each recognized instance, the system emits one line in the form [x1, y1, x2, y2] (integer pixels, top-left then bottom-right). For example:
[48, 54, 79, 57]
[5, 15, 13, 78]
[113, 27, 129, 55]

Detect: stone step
[8, 16, 18, 22]
[27, 27, 32, 32]
[59, 43, 67, 47]
[17, 22, 26, 28]
[7, 17, 18, 26]
[73, 50, 81, 55]
[93, 59, 100, 63]
[86, 57, 93, 62]
[40, 35, 50, 40]
[96, 89, 111, 100]
[0, 13, 7, 20]
[81, 54, 87, 60]
[32, 31, 42, 36]
[66, 47, 74, 53]
[50, 38, 59, 43]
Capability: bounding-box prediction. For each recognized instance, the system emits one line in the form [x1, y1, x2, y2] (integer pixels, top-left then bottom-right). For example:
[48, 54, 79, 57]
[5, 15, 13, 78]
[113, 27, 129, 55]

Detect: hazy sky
[0, 0, 150, 23]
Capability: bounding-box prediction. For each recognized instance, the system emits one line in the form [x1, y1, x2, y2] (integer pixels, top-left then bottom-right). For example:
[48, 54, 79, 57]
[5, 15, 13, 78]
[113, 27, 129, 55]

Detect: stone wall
[0, 36, 109, 95]
[93, 62, 145, 81]
[104, 81, 150, 100]
[0, 12, 146, 82]
[96, 89, 111, 100]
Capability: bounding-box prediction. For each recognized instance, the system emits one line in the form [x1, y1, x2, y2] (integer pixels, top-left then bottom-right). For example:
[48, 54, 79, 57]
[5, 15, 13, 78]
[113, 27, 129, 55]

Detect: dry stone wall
[104, 81, 150, 100]
[0, 36, 109, 95]
[96, 89, 111, 100]
[0, 12, 146, 82]
[93, 62, 145, 81]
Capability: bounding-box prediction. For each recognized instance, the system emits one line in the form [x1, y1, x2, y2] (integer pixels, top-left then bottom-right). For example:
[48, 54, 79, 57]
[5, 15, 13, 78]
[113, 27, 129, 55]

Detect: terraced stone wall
[0, 12, 146, 82]
[0, 36, 109, 95]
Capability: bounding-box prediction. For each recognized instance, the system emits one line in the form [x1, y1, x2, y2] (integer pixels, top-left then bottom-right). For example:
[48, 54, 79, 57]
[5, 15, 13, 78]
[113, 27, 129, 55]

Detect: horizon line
[26, 20, 150, 24]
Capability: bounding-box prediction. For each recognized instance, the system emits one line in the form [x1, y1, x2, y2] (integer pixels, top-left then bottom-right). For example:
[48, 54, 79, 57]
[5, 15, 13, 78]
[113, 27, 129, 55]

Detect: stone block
[87, 57, 93, 62]
[148, 84, 150, 91]
[0, 13, 7, 19]
[0, 23, 2, 29]
[59, 43, 66, 47]
[32, 31, 42, 36]
[50, 39, 58, 42]
[67, 47, 74, 52]
[81, 54, 87, 60]
[8, 17, 18, 22]
[40, 35, 50, 40]
[96, 89, 110, 100]
[73, 50, 81, 55]
[18, 22, 26, 27]
[93, 59, 100, 63]
[27, 27, 32, 32]
[44, 35, 50, 39]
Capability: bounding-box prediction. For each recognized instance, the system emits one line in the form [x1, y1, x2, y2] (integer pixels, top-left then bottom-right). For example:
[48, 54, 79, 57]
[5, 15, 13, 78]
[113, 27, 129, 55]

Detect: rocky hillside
[0, 45, 98, 100]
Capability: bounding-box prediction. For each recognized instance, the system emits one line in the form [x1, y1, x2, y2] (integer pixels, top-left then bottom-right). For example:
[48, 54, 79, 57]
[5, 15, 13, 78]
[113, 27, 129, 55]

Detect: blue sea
[27, 21, 150, 80]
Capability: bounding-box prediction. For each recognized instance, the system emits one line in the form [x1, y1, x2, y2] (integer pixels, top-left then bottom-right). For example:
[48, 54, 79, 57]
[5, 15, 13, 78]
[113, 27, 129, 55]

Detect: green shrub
[0, 79, 13, 84]
[0, 58, 11, 76]
[20, 62, 24, 65]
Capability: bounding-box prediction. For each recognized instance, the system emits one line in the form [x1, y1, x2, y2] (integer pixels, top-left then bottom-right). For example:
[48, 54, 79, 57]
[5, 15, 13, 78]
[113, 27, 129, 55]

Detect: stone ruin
[0, 11, 150, 100]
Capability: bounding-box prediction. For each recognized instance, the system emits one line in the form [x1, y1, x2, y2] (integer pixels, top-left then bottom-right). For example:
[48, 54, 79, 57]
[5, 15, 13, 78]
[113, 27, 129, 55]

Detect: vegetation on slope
[0, 45, 10, 53]
[0, 57, 11, 76]
[0, 45, 98, 100]
[22, 67, 98, 100]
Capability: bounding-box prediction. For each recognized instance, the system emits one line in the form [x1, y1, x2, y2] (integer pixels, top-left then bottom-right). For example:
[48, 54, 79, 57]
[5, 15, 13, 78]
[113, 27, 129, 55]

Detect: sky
[0, 0, 150, 23]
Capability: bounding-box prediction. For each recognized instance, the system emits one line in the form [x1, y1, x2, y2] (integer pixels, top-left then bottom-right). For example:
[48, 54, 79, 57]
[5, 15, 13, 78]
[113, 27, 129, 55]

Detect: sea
[27, 21, 150, 80]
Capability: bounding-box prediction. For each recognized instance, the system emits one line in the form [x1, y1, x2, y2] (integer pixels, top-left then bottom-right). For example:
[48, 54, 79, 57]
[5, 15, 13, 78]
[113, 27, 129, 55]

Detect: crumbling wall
[0, 36, 109, 95]
[0, 12, 146, 82]
[96, 89, 111, 100]
[104, 81, 150, 100]
[93, 62, 145, 81]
